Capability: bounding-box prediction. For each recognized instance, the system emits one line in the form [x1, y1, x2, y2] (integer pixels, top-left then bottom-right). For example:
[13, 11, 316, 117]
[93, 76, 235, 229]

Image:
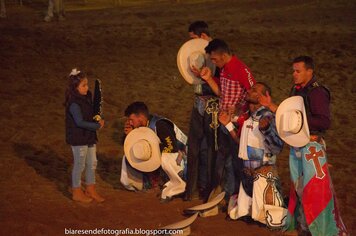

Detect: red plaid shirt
[214, 56, 255, 111]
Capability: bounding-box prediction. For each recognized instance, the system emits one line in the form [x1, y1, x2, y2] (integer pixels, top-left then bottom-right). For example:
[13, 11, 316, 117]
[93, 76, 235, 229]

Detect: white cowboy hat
[184, 192, 225, 217]
[177, 38, 215, 85]
[124, 127, 161, 172]
[276, 96, 310, 147]
[159, 212, 198, 236]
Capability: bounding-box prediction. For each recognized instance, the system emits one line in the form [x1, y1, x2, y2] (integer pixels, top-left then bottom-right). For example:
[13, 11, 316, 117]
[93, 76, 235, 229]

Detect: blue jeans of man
[185, 103, 217, 199]
[214, 126, 241, 200]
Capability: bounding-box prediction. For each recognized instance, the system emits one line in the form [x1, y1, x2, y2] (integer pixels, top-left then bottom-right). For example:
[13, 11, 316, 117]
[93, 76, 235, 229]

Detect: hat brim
[160, 212, 198, 230]
[177, 38, 215, 85]
[124, 127, 161, 172]
[184, 192, 225, 213]
[276, 96, 310, 147]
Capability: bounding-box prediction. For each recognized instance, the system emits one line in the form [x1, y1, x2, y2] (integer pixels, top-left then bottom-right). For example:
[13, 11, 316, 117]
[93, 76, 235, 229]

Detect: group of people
[64, 21, 348, 235]
[0, 0, 65, 21]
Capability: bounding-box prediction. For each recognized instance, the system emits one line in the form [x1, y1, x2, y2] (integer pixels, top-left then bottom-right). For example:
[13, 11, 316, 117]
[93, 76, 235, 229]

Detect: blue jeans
[71, 145, 97, 188]
[186, 102, 218, 197]
[214, 126, 240, 200]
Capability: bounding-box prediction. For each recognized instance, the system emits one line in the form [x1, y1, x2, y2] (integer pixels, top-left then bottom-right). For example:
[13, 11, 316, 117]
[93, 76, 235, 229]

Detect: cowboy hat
[177, 38, 215, 85]
[184, 192, 225, 217]
[124, 127, 161, 172]
[276, 96, 310, 147]
[159, 212, 198, 236]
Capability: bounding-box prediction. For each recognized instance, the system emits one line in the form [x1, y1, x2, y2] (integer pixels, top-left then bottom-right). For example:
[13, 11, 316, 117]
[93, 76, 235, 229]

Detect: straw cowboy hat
[177, 38, 215, 85]
[276, 96, 310, 147]
[184, 192, 225, 217]
[159, 213, 198, 236]
[124, 127, 161, 172]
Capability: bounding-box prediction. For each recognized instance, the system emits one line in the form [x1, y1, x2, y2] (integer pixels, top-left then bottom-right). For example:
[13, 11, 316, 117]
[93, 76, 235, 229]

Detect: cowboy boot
[72, 187, 93, 203]
[85, 185, 105, 203]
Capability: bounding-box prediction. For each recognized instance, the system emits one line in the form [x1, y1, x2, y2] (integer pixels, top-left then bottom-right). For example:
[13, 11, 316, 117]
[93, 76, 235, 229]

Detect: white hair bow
[69, 68, 81, 76]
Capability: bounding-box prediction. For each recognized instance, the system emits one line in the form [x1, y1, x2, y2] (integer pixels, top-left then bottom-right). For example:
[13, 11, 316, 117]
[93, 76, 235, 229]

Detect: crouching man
[120, 101, 187, 202]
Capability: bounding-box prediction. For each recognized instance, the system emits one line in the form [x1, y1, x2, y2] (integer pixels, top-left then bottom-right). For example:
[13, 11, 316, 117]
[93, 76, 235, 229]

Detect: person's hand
[190, 65, 201, 77]
[258, 91, 272, 107]
[200, 67, 212, 82]
[124, 119, 133, 135]
[219, 110, 231, 126]
[259, 116, 272, 131]
[258, 91, 278, 113]
[99, 119, 105, 129]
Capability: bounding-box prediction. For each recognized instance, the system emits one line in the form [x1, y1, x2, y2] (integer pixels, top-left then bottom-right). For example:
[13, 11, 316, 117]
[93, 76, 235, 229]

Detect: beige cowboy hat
[159, 213, 198, 236]
[276, 96, 310, 147]
[177, 38, 215, 85]
[124, 127, 161, 172]
[184, 192, 225, 217]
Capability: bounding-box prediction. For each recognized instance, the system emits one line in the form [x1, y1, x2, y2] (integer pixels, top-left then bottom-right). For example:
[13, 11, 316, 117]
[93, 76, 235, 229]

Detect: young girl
[64, 68, 105, 203]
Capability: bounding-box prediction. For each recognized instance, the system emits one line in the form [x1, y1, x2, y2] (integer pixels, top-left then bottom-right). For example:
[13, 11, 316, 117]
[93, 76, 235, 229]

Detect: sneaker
[44, 15, 53, 22]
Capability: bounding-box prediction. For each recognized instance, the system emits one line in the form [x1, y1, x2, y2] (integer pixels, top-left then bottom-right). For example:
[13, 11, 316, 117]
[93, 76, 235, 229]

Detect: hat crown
[124, 127, 161, 172]
[132, 140, 152, 161]
[177, 38, 214, 85]
[282, 110, 303, 134]
[275, 96, 310, 147]
[189, 51, 205, 71]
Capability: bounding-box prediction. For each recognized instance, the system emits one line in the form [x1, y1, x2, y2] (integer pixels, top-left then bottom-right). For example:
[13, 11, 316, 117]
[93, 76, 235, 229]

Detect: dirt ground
[0, 0, 355, 235]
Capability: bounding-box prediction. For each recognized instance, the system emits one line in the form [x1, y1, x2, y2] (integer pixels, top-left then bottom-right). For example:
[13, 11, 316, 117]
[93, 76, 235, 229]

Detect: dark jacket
[65, 91, 98, 146]
[290, 76, 331, 134]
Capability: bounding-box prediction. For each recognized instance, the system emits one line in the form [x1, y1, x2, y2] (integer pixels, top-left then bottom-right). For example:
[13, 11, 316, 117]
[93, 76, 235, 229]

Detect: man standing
[120, 101, 187, 202]
[261, 56, 348, 235]
[200, 39, 255, 202]
[184, 21, 219, 202]
[200, 39, 255, 112]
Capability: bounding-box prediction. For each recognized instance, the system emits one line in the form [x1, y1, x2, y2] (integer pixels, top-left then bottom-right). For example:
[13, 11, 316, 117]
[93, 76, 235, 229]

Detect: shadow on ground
[12, 142, 72, 199]
[97, 152, 123, 190]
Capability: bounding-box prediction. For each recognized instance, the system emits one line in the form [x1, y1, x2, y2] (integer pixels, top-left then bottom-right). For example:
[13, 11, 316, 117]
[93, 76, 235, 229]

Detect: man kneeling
[220, 83, 287, 229]
[120, 101, 187, 202]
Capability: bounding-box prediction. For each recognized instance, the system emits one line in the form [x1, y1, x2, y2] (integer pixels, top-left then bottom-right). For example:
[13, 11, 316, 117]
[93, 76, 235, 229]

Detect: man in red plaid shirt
[200, 38, 256, 205]
[200, 38, 255, 113]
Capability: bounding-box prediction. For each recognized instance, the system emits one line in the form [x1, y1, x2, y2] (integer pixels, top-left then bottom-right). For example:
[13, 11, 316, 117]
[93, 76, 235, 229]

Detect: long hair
[63, 71, 87, 108]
